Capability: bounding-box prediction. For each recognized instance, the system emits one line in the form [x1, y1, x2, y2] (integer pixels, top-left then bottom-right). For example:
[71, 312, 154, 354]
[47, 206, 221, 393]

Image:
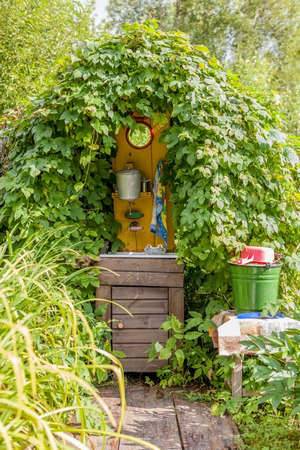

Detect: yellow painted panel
[113, 116, 175, 251]
[113, 119, 153, 180]
[150, 120, 168, 179]
[113, 193, 155, 251]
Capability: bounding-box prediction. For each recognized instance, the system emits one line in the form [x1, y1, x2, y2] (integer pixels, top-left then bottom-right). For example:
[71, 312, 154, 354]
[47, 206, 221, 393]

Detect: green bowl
[125, 210, 144, 219]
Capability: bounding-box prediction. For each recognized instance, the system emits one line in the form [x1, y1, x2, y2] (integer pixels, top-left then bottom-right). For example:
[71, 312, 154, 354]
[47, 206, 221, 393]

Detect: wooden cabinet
[96, 255, 184, 372]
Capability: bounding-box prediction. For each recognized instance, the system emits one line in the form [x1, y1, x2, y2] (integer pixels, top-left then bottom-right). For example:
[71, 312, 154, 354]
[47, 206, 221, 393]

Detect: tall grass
[0, 232, 158, 449]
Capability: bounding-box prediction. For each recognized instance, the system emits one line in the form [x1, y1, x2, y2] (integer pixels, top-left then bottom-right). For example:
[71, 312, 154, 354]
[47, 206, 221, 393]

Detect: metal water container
[116, 167, 141, 200]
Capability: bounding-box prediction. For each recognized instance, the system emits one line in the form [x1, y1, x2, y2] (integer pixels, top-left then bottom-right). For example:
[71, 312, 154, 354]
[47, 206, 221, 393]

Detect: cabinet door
[111, 286, 169, 371]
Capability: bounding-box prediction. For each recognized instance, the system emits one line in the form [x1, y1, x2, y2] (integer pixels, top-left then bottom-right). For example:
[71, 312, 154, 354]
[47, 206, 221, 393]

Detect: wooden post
[95, 286, 112, 322]
[169, 287, 184, 322]
[231, 355, 243, 398]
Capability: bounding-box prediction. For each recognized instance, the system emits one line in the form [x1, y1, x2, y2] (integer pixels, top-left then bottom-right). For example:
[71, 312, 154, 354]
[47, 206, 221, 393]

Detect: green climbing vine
[0, 22, 298, 295]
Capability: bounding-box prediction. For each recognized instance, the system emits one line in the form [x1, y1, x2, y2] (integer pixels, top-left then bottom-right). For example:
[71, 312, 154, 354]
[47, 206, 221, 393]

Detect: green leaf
[185, 331, 202, 340]
[159, 348, 172, 360]
[175, 349, 185, 368]
[29, 165, 41, 177]
[91, 119, 109, 135]
[21, 187, 33, 199]
[32, 124, 52, 142]
[155, 342, 163, 352]
[74, 182, 84, 193]
[94, 304, 107, 317]
[166, 336, 177, 350]
[184, 317, 203, 332]
[291, 405, 300, 415]
[196, 45, 210, 54]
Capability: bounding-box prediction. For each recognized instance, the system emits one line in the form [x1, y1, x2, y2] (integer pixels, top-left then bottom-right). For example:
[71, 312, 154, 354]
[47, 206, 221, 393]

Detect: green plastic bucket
[229, 263, 281, 313]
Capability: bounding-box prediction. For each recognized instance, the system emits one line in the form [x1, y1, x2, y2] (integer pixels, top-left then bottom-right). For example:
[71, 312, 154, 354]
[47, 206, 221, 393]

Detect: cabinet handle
[117, 321, 124, 329]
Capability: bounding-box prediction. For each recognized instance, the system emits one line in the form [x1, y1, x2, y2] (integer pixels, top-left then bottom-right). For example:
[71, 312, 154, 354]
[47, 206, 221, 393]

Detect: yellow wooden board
[113, 116, 175, 252]
[113, 193, 155, 251]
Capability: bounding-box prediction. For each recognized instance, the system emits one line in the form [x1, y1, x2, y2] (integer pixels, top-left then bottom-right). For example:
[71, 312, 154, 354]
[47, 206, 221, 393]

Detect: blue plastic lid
[237, 312, 261, 319]
[237, 312, 285, 319]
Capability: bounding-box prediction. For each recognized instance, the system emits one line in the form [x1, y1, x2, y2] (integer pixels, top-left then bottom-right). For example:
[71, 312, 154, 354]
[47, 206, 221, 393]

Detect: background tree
[104, 0, 172, 31]
[175, 0, 300, 133]
[0, 0, 95, 115]
[104, 0, 300, 133]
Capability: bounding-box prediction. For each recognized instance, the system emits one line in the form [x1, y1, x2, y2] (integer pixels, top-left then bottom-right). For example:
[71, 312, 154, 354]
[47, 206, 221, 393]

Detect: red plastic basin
[240, 246, 274, 264]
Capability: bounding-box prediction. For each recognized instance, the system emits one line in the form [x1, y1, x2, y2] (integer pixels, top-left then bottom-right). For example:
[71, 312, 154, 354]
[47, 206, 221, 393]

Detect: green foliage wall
[104, 0, 300, 134]
[0, 23, 298, 293]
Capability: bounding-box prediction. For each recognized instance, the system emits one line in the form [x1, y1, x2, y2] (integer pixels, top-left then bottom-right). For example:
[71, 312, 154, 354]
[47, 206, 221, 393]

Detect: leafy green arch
[0, 22, 298, 293]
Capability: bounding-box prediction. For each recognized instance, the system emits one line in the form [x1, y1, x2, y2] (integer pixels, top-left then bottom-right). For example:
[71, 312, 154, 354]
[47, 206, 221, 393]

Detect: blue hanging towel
[150, 160, 168, 247]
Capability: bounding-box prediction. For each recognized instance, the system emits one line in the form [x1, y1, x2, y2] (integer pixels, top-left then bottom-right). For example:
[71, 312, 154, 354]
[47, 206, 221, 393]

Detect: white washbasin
[100, 252, 177, 258]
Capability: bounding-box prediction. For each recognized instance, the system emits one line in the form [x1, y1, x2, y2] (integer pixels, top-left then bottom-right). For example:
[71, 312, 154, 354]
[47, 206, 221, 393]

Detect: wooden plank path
[89, 384, 239, 450]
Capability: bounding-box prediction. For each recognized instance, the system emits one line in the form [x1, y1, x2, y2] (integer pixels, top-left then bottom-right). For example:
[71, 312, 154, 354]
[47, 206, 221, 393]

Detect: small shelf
[112, 192, 152, 199]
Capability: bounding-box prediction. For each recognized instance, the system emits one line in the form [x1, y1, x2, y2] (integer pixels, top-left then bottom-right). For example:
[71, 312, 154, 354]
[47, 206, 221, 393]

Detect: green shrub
[148, 313, 232, 387]
[0, 22, 298, 299]
[244, 330, 300, 413]
[187, 391, 300, 450]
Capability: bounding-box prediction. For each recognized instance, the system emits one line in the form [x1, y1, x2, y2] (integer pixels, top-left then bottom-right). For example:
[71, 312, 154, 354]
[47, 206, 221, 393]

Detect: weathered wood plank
[100, 257, 183, 273]
[94, 385, 240, 450]
[113, 329, 167, 344]
[169, 288, 184, 322]
[114, 343, 152, 358]
[95, 286, 111, 322]
[112, 299, 168, 315]
[100, 271, 184, 287]
[87, 434, 119, 450]
[112, 314, 166, 329]
[119, 386, 182, 449]
[112, 286, 168, 299]
[87, 387, 122, 450]
[174, 396, 238, 450]
[121, 359, 166, 372]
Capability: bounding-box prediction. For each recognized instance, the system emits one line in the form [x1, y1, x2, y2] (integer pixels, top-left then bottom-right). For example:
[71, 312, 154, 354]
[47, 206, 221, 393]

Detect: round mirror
[126, 122, 153, 149]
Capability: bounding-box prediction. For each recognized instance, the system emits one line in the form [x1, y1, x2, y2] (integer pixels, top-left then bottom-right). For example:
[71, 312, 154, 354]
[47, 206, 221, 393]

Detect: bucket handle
[274, 253, 283, 263]
[263, 253, 283, 269]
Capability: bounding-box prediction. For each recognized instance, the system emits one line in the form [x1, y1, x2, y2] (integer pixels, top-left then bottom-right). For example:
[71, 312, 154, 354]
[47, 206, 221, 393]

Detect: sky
[94, 0, 109, 22]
